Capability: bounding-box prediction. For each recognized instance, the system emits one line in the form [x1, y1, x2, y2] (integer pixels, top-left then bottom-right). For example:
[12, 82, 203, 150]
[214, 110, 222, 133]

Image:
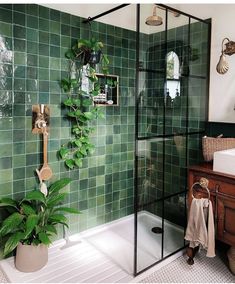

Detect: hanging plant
[59, 37, 110, 169]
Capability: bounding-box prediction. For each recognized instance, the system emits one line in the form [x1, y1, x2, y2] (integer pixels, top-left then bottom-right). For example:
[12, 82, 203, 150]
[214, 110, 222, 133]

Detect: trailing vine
[59, 38, 110, 169]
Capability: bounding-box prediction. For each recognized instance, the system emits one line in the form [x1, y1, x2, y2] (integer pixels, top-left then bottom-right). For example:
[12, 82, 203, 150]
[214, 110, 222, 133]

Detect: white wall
[44, 3, 235, 122]
[171, 4, 235, 123]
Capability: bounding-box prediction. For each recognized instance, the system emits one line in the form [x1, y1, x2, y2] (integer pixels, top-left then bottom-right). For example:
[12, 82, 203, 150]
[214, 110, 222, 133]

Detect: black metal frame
[82, 2, 211, 278]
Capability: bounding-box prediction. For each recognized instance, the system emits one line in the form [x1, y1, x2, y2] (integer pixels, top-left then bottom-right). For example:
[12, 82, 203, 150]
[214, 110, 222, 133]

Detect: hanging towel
[185, 197, 215, 257]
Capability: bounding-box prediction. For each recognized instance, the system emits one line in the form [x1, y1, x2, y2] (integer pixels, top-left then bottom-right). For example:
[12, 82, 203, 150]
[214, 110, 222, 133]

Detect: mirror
[165, 51, 181, 108]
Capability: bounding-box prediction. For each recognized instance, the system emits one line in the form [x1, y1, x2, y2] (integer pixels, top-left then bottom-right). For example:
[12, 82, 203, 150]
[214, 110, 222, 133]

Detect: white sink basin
[213, 148, 235, 176]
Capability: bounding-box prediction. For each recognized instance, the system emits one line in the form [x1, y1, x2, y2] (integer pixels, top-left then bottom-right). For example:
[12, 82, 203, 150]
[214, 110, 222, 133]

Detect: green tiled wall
[0, 4, 135, 237]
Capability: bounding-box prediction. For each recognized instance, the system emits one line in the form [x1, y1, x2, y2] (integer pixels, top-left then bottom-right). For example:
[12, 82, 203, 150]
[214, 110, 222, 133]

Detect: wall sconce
[216, 38, 235, 74]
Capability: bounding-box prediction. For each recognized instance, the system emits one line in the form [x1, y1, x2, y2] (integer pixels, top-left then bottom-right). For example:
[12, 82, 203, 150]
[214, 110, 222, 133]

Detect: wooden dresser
[187, 163, 235, 264]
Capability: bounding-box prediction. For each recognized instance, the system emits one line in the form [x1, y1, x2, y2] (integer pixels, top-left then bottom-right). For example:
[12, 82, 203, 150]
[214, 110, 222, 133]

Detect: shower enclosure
[135, 4, 211, 275]
[81, 3, 210, 277]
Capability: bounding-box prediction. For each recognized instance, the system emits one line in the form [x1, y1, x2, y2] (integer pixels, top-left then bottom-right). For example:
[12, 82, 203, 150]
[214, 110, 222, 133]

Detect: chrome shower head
[145, 5, 163, 26]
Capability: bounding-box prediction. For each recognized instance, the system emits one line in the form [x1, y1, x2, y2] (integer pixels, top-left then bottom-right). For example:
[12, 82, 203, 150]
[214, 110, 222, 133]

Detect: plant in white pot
[0, 178, 80, 272]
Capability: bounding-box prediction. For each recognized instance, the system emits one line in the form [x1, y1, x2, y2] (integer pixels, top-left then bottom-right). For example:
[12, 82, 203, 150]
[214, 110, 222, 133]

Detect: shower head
[145, 5, 163, 26]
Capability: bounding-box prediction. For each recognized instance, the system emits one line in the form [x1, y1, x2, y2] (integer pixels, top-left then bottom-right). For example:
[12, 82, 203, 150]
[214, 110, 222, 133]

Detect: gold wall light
[216, 38, 235, 74]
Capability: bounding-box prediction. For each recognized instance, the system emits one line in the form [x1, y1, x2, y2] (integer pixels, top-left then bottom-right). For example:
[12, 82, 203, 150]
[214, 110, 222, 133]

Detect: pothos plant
[59, 37, 112, 169]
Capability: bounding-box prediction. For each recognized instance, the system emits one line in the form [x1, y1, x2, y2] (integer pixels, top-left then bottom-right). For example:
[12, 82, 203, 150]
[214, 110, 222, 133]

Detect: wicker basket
[202, 136, 235, 162]
[227, 247, 235, 275]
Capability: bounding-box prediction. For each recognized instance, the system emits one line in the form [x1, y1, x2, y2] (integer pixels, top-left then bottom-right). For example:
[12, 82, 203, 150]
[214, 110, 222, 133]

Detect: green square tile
[0, 8, 12, 23]
[39, 55, 49, 68]
[0, 169, 12, 183]
[27, 15, 38, 29]
[50, 21, 60, 34]
[39, 6, 49, 19]
[13, 11, 25, 26]
[26, 4, 38, 17]
[27, 28, 38, 42]
[0, 21, 12, 37]
[50, 9, 60, 22]
[39, 43, 49, 56]
[13, 4, 25, 13]
[39, 18, 49, 31]
[14, 39, 26, 52]
[14, 52, 26, 65]
[39, 31, 49, 44]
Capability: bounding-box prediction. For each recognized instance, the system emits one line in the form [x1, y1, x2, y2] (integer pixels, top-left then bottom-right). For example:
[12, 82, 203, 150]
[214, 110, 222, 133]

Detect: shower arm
[156, 5, 180, 17]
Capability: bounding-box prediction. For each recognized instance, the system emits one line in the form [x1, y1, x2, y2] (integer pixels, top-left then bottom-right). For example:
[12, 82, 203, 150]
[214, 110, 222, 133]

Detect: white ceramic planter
[15, 243, 48, 272]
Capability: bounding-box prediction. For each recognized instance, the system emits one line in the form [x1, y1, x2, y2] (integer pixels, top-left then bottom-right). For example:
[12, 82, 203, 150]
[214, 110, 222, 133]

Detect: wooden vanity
[187, 163, 235, 264]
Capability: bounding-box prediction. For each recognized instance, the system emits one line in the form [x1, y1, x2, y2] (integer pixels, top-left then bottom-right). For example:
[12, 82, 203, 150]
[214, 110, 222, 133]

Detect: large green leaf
[54, 207, 81, 214]
[25, 215, 39, 237]
[3, 232, 25, 256]
[38, 232, 51, 245]
[47, 193, 68, 208]
[48, 214, 67, 224]
[49, 178, 71, 195]
[0, 198, 18, 210]
[0, 212, 24, 236]
[21, 203, 36, 215]
[23, 191, 46, 204]
[43, 225, 57, 235]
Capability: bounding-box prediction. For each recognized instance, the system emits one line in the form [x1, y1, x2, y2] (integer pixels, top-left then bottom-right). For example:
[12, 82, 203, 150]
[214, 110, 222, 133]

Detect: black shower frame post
[133, 3, 140, 277]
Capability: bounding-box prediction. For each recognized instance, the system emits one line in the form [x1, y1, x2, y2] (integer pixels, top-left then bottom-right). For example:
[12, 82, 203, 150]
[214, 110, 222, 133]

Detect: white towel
[185, 197, 215, 257]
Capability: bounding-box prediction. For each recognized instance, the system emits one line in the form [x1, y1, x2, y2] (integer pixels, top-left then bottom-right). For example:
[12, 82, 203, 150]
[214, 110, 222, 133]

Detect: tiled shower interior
[0, 3, 210, 275]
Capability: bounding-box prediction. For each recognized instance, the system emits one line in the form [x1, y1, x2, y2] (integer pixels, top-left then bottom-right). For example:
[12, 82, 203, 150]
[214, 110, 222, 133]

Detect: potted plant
[0, 178, 80, 272]
[59, 37, 111, 170]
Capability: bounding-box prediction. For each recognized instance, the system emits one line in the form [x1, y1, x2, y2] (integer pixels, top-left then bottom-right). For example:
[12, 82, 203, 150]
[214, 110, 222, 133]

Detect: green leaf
[72, 98, 81, 107]
[74, 158, 83, 168]
[67, 111, 76, 117]
[3, 232, 25, 256]
[38, 232, 51, 245]
[79, 137, 89, 144]
[21, 203, 36, 215]
[55, 207, 81, 214]
[24, 191, 46, 204]
[0, 198, 18, 210]
[61, 78, 71, 92]
[84, 112, 94, 120]
[49, 178, 71, 195]
[63, 98, 73, 107]
[48, 214, 67, 224]
[59, 147, 69, 159]
[79, 147, 87, 156]
[87, 144, 95, 155]
[65, 159, 75, 169]
[25, 214, 39, 237]
[43, 225, 57, 235]
[47, 193, 67, 208]
[102, 54, 109, 65]
[65, 50, 75, 60]
[74, 139, 82, 148]
[82, 99, 92, 107]
[0, 212, 24, 236]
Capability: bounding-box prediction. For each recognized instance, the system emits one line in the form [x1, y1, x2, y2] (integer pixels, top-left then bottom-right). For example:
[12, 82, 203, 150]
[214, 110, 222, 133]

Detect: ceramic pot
[15, 243, 48, 272]
[84, 50, 101, 65]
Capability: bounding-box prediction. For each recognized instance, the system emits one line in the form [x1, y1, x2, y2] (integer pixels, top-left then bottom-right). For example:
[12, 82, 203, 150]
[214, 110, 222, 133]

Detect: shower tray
[0, 211, 184, 283]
